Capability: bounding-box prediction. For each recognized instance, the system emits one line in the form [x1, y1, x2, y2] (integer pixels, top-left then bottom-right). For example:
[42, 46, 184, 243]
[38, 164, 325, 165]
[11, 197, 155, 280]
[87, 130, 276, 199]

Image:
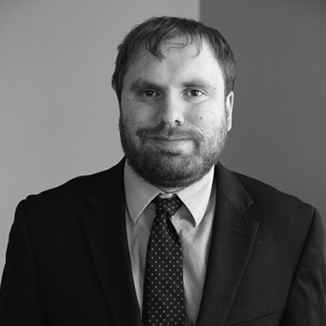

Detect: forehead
[123, 37, 224, 86]
[131, 36, 217, 64]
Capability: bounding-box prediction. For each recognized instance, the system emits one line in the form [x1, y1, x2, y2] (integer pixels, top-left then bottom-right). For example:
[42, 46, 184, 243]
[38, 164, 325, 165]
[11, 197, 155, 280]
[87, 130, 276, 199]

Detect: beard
[119, 117, 228, 189]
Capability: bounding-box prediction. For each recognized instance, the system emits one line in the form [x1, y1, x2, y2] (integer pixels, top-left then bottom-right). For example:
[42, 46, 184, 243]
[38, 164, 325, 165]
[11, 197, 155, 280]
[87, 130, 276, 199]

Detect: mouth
[136, 126, 200, 153]
[153, 135, 189, 141]
[150, 136, 193, 151]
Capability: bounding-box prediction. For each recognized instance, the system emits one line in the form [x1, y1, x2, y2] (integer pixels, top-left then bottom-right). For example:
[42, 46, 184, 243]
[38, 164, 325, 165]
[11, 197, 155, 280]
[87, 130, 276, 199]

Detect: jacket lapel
[81, 160, 142, 326]
[196, 163, 259, 326]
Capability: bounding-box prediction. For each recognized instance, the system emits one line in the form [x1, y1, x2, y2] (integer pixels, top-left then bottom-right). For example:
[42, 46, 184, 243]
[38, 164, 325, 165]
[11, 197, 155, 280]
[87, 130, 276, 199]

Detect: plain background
[0, 0, 198, 276]
[1, 0, 325, 277]
[201, 0, 326, 255]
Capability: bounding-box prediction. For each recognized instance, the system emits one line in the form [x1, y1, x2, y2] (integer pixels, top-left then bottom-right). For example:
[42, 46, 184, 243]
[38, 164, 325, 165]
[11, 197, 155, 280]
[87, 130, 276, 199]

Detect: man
[0, 16, 325, 326]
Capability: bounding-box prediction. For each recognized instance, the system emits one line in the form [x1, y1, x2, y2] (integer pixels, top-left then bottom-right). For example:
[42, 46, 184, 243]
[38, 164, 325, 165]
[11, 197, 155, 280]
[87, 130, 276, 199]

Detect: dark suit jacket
[0, 160, 325, 325]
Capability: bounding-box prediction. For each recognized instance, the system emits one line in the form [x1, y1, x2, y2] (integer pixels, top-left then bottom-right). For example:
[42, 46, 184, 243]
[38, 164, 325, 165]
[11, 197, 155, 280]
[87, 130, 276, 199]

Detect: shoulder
[222, 166, 325, 261]
[19, 160, 125, 218]
[230, 169, 322, 247]
[234, 170, 316, 216]
[216, 163, 320, 233]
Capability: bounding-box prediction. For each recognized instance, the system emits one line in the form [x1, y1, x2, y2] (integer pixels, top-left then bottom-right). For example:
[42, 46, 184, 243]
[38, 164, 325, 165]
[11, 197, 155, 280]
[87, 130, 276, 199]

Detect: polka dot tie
[142, 194, 185, 326]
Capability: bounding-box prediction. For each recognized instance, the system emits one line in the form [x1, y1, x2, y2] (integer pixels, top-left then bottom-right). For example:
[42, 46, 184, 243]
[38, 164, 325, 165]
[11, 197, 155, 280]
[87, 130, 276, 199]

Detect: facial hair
[119, 116, 228, 189]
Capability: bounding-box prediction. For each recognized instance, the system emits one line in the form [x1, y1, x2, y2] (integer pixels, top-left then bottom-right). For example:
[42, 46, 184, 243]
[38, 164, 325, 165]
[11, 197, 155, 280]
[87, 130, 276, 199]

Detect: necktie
[142, 193, 185, 326]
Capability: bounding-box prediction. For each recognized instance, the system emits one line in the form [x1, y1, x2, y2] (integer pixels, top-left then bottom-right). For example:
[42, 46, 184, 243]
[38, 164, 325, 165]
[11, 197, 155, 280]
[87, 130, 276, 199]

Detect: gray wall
[0, 0, 199, 275]
[201, 0, 326, 253]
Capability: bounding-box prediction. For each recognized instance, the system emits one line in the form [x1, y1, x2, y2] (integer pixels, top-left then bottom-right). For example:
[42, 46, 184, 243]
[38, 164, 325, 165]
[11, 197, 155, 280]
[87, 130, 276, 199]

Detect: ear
[225, 91, 234, 132]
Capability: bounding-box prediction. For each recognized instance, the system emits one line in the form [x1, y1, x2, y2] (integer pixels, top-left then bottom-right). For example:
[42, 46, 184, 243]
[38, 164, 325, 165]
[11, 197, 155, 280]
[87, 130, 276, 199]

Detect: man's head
[112, 16, 235, 190]
[112, 16, 235, 103]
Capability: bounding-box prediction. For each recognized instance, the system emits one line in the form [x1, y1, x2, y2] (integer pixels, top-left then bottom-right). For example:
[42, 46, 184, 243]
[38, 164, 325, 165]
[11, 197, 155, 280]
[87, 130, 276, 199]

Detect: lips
[153, 135, 189, 141]
[149, 136, 193, 152]
[136, 126, 203, 148]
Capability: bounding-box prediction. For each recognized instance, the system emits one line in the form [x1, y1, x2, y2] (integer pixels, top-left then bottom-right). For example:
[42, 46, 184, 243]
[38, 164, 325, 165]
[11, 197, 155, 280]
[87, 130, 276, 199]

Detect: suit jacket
[0, 160, 325, 325]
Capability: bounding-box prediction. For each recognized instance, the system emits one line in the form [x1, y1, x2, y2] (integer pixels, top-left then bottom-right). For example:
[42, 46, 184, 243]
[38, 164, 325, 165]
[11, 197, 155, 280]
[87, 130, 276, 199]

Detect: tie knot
[155, 193, 182, 217]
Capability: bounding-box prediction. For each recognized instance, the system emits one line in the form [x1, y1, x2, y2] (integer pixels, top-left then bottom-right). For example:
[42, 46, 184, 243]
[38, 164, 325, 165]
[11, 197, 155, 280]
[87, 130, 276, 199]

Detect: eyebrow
[182, 79, 216, 92]
[129, 79, 163, 93]
[129, 78, 216, 93]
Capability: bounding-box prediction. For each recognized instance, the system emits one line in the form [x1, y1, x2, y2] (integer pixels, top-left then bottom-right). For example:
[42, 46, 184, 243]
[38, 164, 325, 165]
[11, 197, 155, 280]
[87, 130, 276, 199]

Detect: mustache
[136, 125, 204, 141]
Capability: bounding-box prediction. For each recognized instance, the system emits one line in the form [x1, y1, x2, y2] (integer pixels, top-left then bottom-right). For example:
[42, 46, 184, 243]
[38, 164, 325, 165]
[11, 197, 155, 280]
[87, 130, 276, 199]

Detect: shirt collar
[124, 161, 215, 227]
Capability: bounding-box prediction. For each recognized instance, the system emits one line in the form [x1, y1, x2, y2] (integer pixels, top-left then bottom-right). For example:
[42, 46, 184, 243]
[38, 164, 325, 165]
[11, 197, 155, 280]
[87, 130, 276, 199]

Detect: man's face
[119, 37, 234, 190]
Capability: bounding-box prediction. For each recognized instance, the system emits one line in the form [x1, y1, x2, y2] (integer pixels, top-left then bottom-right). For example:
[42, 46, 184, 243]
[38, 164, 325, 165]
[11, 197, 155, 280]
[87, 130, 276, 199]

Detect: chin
[127, 151, 216, 189]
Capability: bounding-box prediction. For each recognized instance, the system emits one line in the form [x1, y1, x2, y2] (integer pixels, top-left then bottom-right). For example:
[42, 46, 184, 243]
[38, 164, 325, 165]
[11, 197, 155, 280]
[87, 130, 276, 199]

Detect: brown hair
[111, 16, 236, 101]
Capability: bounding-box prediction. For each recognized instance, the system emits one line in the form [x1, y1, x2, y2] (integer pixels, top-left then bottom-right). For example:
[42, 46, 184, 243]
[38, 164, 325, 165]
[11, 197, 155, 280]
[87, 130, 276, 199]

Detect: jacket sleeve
[0, 200, 49, 325]
[281, 209, 326, 325]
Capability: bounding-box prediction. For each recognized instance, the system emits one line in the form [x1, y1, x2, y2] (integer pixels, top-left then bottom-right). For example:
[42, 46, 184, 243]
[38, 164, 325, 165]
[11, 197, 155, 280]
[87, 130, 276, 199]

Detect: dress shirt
[124, 162, 216, 326]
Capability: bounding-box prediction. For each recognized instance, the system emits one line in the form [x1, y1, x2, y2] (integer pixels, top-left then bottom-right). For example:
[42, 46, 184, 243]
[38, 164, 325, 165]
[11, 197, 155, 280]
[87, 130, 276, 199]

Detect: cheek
[120, 94, 132, 111]
[121, 104, 152, 131]
[125, 105, 157, 126]
[191, 109, 217, 126]
[190, 109, 226, 135]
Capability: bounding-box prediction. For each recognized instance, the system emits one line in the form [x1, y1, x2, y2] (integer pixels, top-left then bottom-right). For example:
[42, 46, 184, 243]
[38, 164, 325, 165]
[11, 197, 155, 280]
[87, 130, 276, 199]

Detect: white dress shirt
[124, 162, 216, 326]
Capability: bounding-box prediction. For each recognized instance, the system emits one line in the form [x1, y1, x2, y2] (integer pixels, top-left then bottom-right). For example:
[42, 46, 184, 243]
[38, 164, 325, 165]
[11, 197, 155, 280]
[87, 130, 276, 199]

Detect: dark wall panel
[200, 0, 326, 244]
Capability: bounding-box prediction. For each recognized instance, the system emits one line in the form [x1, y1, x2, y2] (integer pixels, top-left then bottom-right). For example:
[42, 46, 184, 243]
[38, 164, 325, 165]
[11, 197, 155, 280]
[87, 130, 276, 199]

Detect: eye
[141, 90, 160, 97]
[185, 89, 204, 97]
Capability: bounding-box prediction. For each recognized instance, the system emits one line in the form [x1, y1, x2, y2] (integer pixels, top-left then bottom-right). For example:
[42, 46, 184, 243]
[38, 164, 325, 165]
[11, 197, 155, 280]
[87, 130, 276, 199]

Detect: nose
[155, 94, 185, 127]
